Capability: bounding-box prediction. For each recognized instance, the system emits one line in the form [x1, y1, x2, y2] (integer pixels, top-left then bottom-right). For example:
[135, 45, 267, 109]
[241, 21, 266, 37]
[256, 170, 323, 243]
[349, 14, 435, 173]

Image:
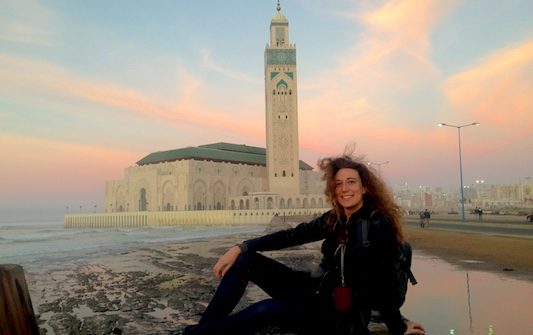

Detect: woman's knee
[231, 251, 262, 272]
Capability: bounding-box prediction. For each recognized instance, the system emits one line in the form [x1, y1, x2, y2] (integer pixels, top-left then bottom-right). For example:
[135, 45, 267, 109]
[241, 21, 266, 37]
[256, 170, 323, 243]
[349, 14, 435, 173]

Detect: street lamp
[438, 122, 480, 222]
[367, 160, 390, 177]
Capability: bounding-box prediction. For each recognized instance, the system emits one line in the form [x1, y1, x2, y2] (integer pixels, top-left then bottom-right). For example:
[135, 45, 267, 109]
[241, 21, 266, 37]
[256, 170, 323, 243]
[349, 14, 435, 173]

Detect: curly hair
[317, 152, 404, 243]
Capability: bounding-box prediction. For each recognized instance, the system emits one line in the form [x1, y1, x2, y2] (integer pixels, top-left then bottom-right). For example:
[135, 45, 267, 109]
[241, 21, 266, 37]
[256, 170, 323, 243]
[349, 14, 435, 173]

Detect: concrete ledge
[64, 208, 330, 228]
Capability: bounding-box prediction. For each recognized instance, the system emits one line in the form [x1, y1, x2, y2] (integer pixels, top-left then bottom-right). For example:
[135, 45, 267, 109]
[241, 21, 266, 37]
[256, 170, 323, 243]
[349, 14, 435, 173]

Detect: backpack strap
[360, 210, 376, 248]
[365, 211, 418, 286]
[409, 270, 418, 285]
[401, 242, 418, 285]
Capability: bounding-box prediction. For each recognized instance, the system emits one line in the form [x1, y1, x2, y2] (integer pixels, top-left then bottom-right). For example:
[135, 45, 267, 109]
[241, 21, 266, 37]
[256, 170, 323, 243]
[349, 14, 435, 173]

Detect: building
[104, 3, 327, 214]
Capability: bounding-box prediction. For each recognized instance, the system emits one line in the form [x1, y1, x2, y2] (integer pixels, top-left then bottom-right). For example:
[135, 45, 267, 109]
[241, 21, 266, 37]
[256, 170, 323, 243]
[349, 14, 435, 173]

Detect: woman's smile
[335, 168, 366, 217]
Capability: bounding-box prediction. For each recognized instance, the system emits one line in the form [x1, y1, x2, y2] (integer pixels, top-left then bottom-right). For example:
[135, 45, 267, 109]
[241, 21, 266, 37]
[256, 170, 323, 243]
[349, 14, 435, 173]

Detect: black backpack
[362, 212, 417, 308]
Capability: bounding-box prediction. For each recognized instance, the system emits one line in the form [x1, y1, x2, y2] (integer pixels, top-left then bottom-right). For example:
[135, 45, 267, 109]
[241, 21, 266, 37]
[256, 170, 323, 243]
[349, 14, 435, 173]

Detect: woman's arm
[212, 211, 330, 278]
[242, 211, 330, 252]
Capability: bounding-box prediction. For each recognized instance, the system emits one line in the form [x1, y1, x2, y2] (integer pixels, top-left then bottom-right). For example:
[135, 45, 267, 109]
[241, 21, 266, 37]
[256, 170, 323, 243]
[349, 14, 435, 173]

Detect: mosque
[104, 3, 327, 215]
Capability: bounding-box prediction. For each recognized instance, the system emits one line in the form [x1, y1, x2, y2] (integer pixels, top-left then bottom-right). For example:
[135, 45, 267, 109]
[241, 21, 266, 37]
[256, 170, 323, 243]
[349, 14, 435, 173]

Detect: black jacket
[242, 205, 407, 334]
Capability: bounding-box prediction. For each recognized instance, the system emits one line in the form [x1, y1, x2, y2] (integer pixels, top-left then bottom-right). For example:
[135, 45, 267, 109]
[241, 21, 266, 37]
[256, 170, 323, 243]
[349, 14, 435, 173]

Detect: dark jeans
[183, 252, 330, 335]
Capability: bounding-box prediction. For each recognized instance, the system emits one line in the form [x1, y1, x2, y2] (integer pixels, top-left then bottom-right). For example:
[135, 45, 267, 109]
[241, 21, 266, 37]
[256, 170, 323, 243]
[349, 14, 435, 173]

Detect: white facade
[105, 158, 326, 213]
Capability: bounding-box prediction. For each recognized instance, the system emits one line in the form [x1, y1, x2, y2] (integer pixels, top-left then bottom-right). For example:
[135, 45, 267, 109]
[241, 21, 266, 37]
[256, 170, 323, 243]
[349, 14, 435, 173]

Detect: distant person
[181, 151, 425, 335]
[423, 209, 431, 227]
[419, 211, 425, 228]
[477, 208, 483, 221]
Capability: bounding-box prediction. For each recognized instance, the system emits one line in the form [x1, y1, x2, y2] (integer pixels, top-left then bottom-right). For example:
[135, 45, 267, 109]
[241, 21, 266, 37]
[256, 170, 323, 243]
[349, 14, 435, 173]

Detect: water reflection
[402, 252, 533, 334]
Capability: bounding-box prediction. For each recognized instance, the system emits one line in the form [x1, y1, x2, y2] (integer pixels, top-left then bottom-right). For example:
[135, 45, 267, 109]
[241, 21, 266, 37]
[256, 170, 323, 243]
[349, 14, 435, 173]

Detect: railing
[64, 208, 330, 228]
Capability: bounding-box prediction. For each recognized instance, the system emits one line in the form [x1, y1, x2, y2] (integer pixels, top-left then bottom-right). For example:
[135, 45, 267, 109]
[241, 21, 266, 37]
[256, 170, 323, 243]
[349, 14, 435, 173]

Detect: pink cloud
[337, 0, 453, 91]
[444, 40, 533, 136]
[0, 53, 264, 142]
[438, 40, 533, 184]
[0, 132, 142, 205]
[298, 0, 455, 153]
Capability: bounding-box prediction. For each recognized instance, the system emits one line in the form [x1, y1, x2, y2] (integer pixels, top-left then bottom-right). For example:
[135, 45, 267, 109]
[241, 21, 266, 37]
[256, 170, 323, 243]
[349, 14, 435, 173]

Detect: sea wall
[64, 208, 329, 228]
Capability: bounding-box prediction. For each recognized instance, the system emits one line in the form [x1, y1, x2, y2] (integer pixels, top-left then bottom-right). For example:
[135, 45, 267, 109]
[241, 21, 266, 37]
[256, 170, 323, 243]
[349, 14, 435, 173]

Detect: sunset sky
[1, 0, 532, 218]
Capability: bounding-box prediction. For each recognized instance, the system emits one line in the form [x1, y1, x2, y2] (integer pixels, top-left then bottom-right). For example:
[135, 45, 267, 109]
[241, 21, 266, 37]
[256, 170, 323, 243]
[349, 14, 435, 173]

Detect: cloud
[339, 0, 452, 90]
[200, 48, 261, 85]
[0, 52, 264, 142]
[444, 40, 533, 157]
[298, 0, 454, 153]
[0, 0, 56, 46]
[0, 132, 142, 205]
[444, 40, 533, 136]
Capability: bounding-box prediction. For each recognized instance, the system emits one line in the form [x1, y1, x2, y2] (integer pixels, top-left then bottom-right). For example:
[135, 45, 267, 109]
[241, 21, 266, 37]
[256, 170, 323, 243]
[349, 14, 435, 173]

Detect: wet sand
[25, 223, 533, 334]
[404, 226, 533, 282]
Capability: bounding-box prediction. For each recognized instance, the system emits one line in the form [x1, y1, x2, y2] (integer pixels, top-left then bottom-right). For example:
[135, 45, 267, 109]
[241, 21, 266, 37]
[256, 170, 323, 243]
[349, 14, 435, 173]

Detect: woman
[182, 153, 425, 335]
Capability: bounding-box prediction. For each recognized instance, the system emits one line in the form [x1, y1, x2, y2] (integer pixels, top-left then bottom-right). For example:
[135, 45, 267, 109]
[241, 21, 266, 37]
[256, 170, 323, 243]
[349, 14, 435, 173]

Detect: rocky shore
[25, 219, 533, 334]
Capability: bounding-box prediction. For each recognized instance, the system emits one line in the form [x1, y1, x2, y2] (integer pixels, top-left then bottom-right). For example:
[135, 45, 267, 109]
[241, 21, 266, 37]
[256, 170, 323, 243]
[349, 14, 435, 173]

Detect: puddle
[402, 253, 533, 334]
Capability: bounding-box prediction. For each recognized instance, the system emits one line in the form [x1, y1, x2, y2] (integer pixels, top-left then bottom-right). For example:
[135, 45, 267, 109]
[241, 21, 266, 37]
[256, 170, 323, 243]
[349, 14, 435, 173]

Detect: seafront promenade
[403, 213, 533, 239]
[64, 208, 330, 228]
[64, 208, 533, 230]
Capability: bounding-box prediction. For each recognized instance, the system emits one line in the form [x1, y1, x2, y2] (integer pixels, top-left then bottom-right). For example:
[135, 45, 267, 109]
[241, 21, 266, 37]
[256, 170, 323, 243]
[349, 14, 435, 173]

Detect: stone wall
[64, 208, 330, 228]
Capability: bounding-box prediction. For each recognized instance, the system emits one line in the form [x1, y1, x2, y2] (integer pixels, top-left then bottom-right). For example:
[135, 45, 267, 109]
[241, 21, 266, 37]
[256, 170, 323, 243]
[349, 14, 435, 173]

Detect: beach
[24, 221, 533, 334]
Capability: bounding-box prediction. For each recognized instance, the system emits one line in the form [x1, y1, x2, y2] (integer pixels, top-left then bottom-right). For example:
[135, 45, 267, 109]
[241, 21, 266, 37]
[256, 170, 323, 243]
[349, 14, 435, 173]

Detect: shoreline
[24, 224, 533, 334]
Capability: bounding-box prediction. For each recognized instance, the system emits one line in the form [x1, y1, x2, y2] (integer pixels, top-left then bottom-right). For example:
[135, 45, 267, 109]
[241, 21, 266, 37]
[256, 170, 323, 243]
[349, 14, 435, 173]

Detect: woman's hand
[213, 245, 242, 279]
[404, 320, 425, 334]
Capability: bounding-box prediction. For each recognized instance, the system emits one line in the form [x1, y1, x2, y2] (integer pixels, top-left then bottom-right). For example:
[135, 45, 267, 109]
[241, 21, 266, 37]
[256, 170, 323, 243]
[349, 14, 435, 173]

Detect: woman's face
[335, 168, 366, 217]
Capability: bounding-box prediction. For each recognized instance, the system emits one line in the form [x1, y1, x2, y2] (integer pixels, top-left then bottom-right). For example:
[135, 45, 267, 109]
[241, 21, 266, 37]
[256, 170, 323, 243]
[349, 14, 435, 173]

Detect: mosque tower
[265, 1, 300, 196]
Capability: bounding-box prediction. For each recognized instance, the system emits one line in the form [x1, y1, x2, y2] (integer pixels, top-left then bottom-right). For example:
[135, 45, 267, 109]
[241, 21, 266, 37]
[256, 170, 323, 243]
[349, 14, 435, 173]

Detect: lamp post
[438, 122, 480, 222]
[367, 160, 390, 177]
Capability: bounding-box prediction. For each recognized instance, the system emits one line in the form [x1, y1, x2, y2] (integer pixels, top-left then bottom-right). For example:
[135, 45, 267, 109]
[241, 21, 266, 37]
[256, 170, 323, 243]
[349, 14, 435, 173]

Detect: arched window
[139, 188, 147, 211]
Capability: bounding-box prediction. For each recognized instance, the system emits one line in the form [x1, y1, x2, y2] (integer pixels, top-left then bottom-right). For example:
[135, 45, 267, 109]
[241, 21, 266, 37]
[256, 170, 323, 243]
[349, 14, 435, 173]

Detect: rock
[265, 215, 293, 234]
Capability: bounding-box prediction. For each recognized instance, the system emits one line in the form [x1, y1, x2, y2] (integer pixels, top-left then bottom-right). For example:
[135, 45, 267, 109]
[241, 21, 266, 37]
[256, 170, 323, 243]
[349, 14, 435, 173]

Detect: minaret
[265, 1, 300, 196]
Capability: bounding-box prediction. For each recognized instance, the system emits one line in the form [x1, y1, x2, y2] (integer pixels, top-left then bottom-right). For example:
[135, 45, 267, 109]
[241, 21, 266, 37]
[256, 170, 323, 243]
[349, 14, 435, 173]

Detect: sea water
[0, 218, 264, 268]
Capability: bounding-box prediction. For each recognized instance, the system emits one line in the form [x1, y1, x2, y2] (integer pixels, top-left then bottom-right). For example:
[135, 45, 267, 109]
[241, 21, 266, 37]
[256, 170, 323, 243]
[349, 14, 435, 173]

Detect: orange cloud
[337, 0, 453, 91]
[444, 40, 533, 135]
[0, 132, 142, 204]
[298, 0, 454, 151]
[444, 40, 533, 166]
[0, 52, 264, 142]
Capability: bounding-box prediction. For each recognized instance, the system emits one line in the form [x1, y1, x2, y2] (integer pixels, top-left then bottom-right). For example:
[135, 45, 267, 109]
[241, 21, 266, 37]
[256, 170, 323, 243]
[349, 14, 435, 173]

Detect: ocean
[0, 218, 264, 268]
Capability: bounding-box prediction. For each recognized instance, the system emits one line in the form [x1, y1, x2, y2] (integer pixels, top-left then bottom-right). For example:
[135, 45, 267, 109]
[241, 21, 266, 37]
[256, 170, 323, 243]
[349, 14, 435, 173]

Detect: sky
[1, 0, 532, 218]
